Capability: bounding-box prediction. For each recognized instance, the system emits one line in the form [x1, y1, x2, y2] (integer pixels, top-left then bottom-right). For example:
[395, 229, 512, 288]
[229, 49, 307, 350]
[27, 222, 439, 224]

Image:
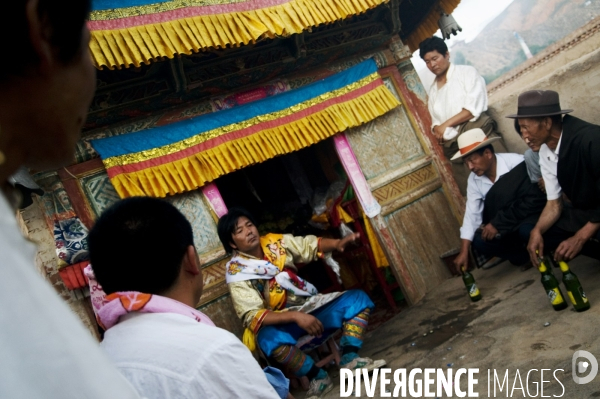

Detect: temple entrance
[214, 138, 405, 329]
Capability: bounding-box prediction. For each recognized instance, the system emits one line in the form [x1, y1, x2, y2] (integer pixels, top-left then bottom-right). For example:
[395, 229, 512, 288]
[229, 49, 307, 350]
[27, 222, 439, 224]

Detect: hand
[527, 229, 544, 266]
[337, 233, 360, 253]
[481, 224, 499, 241]
[294, 312, 324, 337]
[554, 235, 585, 262]
[537, 178, 546, 194]
[433, 125, 445, 144]
[452, 249, 469, 275]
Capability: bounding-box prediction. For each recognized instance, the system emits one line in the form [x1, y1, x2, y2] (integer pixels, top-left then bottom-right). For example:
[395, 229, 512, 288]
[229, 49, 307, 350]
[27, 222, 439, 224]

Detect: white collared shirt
[539, 134, 563, 201]
[101, 313, 280, 399]
[460, 153, 525, 241]
[428, 63, 488, 129]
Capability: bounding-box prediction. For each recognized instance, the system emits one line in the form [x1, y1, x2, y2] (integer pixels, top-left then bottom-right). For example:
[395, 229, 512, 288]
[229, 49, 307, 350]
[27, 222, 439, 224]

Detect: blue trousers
[257, 289, 374, 375]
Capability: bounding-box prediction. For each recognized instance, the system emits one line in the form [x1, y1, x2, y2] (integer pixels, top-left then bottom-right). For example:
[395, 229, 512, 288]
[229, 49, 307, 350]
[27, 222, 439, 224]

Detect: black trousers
[519, 223, 600, 261]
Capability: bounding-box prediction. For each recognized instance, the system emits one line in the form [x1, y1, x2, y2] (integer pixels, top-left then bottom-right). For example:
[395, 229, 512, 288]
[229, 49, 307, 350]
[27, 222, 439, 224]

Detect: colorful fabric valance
[91, 59, 400, 198]
[89, 0, 389, 69]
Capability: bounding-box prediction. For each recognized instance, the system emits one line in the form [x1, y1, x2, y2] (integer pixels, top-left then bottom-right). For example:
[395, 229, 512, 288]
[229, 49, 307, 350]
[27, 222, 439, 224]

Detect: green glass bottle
[558, 261, 590, 312]
[538, 258, 568, 311]
[462, 267, 481, 302]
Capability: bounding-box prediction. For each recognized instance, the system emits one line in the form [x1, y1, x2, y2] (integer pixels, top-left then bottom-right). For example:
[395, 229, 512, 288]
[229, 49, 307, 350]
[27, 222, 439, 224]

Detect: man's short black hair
[473, 144, 495, 157]
[217, 207, 258, 254]
[1, 0, 91, 80]
[419, 36, 448, 59]
[88, 197, 195, 295]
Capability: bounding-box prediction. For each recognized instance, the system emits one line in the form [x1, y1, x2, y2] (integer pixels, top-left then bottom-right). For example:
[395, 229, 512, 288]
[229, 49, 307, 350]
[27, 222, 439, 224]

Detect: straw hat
[506, 90, 572, 119]
[450, 128, 501, 161]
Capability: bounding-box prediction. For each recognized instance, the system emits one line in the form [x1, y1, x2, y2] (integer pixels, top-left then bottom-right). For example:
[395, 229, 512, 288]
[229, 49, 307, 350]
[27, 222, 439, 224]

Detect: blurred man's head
[89, 197, 203, 305]
[0, 0, 96, 171]
[217, 207, 260, 255]
[419, 37, 450, 78]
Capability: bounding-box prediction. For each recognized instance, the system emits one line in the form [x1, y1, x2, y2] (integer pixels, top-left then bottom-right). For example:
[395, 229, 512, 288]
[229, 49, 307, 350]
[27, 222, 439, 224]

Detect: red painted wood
[57, 158, 106, 230]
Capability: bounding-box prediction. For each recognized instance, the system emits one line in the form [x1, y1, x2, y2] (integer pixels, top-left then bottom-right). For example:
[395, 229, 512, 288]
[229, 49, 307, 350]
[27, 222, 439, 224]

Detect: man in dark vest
[451, 129, 544, 273]
[507, 90, 600, 266]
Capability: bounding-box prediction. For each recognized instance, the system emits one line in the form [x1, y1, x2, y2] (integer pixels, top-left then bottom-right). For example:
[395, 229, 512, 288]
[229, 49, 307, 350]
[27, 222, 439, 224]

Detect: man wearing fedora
[508, 90, 600, 266]
[451, 129, 540, 272]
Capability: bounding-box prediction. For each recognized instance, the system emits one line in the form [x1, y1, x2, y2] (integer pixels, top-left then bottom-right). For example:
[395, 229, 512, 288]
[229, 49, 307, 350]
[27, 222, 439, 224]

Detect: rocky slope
[450, 0, 600, 83]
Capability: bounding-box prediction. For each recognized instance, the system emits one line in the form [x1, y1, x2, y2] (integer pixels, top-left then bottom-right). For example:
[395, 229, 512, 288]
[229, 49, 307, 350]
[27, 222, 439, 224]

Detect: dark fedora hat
[506, 90, 573, 119]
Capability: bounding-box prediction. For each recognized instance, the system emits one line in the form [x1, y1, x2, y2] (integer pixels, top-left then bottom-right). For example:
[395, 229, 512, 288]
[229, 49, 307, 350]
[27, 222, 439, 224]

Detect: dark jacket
[556, 115, 600, 230]
[483, 161, 546, 235]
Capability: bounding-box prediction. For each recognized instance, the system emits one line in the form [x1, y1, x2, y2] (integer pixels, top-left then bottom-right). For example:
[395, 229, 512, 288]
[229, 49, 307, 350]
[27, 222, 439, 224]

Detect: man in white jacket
[420, 36, 506, 195]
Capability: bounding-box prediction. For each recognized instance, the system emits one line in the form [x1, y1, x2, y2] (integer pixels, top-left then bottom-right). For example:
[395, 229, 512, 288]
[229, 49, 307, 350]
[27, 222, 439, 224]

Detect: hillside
[450, 0, 600, 83]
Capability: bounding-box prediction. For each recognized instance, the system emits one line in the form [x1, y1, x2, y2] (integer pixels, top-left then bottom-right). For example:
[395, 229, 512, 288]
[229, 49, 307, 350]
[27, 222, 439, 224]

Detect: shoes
[305, 374, 334, 399]
[481, 257, 504, 270]
[340, 357, 387, 378]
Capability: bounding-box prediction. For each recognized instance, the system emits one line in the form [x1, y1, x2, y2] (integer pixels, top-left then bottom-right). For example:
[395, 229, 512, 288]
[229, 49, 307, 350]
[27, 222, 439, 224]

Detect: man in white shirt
[88, 197, 281, 399]
[451, 129, 528, 272]
[507, 90, 600, 266]
[420, 37, 507, 195]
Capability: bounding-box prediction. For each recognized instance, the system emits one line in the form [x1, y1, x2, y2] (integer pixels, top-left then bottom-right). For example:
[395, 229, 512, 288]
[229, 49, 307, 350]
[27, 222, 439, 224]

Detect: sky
[412, 0, 517, 87]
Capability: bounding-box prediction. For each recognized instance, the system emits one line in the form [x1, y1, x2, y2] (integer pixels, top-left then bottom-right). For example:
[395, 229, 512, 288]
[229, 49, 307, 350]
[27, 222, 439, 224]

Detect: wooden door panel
[384, 189, 459, 293]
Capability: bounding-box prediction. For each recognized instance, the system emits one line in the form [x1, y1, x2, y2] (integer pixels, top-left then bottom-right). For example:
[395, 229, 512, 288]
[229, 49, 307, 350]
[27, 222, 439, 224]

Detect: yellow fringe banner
[88, 0, 389, 69]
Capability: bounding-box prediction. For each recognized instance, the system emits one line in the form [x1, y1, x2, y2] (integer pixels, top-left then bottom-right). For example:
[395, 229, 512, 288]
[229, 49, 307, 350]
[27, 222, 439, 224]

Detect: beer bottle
[462, 267, 481, 302]
[558, 261, 590, 312]
[538, 258, 568, 311]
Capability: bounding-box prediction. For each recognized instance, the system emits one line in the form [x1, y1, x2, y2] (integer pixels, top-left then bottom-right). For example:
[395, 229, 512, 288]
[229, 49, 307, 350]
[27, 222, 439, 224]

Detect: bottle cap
[559, 261, 569, 272]
[538, 262, 547, 272]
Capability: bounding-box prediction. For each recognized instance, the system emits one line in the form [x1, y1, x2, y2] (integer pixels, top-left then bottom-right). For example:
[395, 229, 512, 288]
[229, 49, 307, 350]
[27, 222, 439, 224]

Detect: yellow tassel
[242, 328, 257, 352]
[361, 206, 390, 268]
[337, 204, 355, 224]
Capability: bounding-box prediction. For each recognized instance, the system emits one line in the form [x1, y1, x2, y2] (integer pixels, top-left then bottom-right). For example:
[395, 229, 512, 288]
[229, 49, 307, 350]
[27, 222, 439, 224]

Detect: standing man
[218, 208, 385, 399]
[419, 36, 507, 195]
[507, 90, 600, 265]
[450, 129, 531, 272]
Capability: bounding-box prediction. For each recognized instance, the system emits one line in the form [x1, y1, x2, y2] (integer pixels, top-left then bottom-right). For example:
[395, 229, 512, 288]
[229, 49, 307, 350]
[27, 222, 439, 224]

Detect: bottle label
[579, 286, 589, 303]
[548, 288, 564, 305]
[469, 284, 480, 297]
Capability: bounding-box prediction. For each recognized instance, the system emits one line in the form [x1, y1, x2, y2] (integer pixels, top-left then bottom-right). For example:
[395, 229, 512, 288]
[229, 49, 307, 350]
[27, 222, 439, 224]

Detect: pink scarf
[84, 265, 215, 330]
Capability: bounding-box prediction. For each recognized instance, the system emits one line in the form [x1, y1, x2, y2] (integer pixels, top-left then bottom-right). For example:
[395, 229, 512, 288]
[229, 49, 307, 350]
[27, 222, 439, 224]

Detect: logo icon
[572, 350, 598, 384]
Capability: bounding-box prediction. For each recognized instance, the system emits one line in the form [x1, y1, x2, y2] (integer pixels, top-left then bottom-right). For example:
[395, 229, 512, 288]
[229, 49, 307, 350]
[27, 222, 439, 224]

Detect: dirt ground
[293, 255, 600, 398]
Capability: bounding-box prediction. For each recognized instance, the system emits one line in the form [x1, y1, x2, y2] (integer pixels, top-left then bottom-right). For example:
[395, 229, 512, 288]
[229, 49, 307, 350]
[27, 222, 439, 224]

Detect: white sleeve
[428, 89, 442, 129]
[460, 174, 484, 241]
[193, 337, 281, 399]
[461, 67, 488, 122]
[539, 150, 562, 201]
